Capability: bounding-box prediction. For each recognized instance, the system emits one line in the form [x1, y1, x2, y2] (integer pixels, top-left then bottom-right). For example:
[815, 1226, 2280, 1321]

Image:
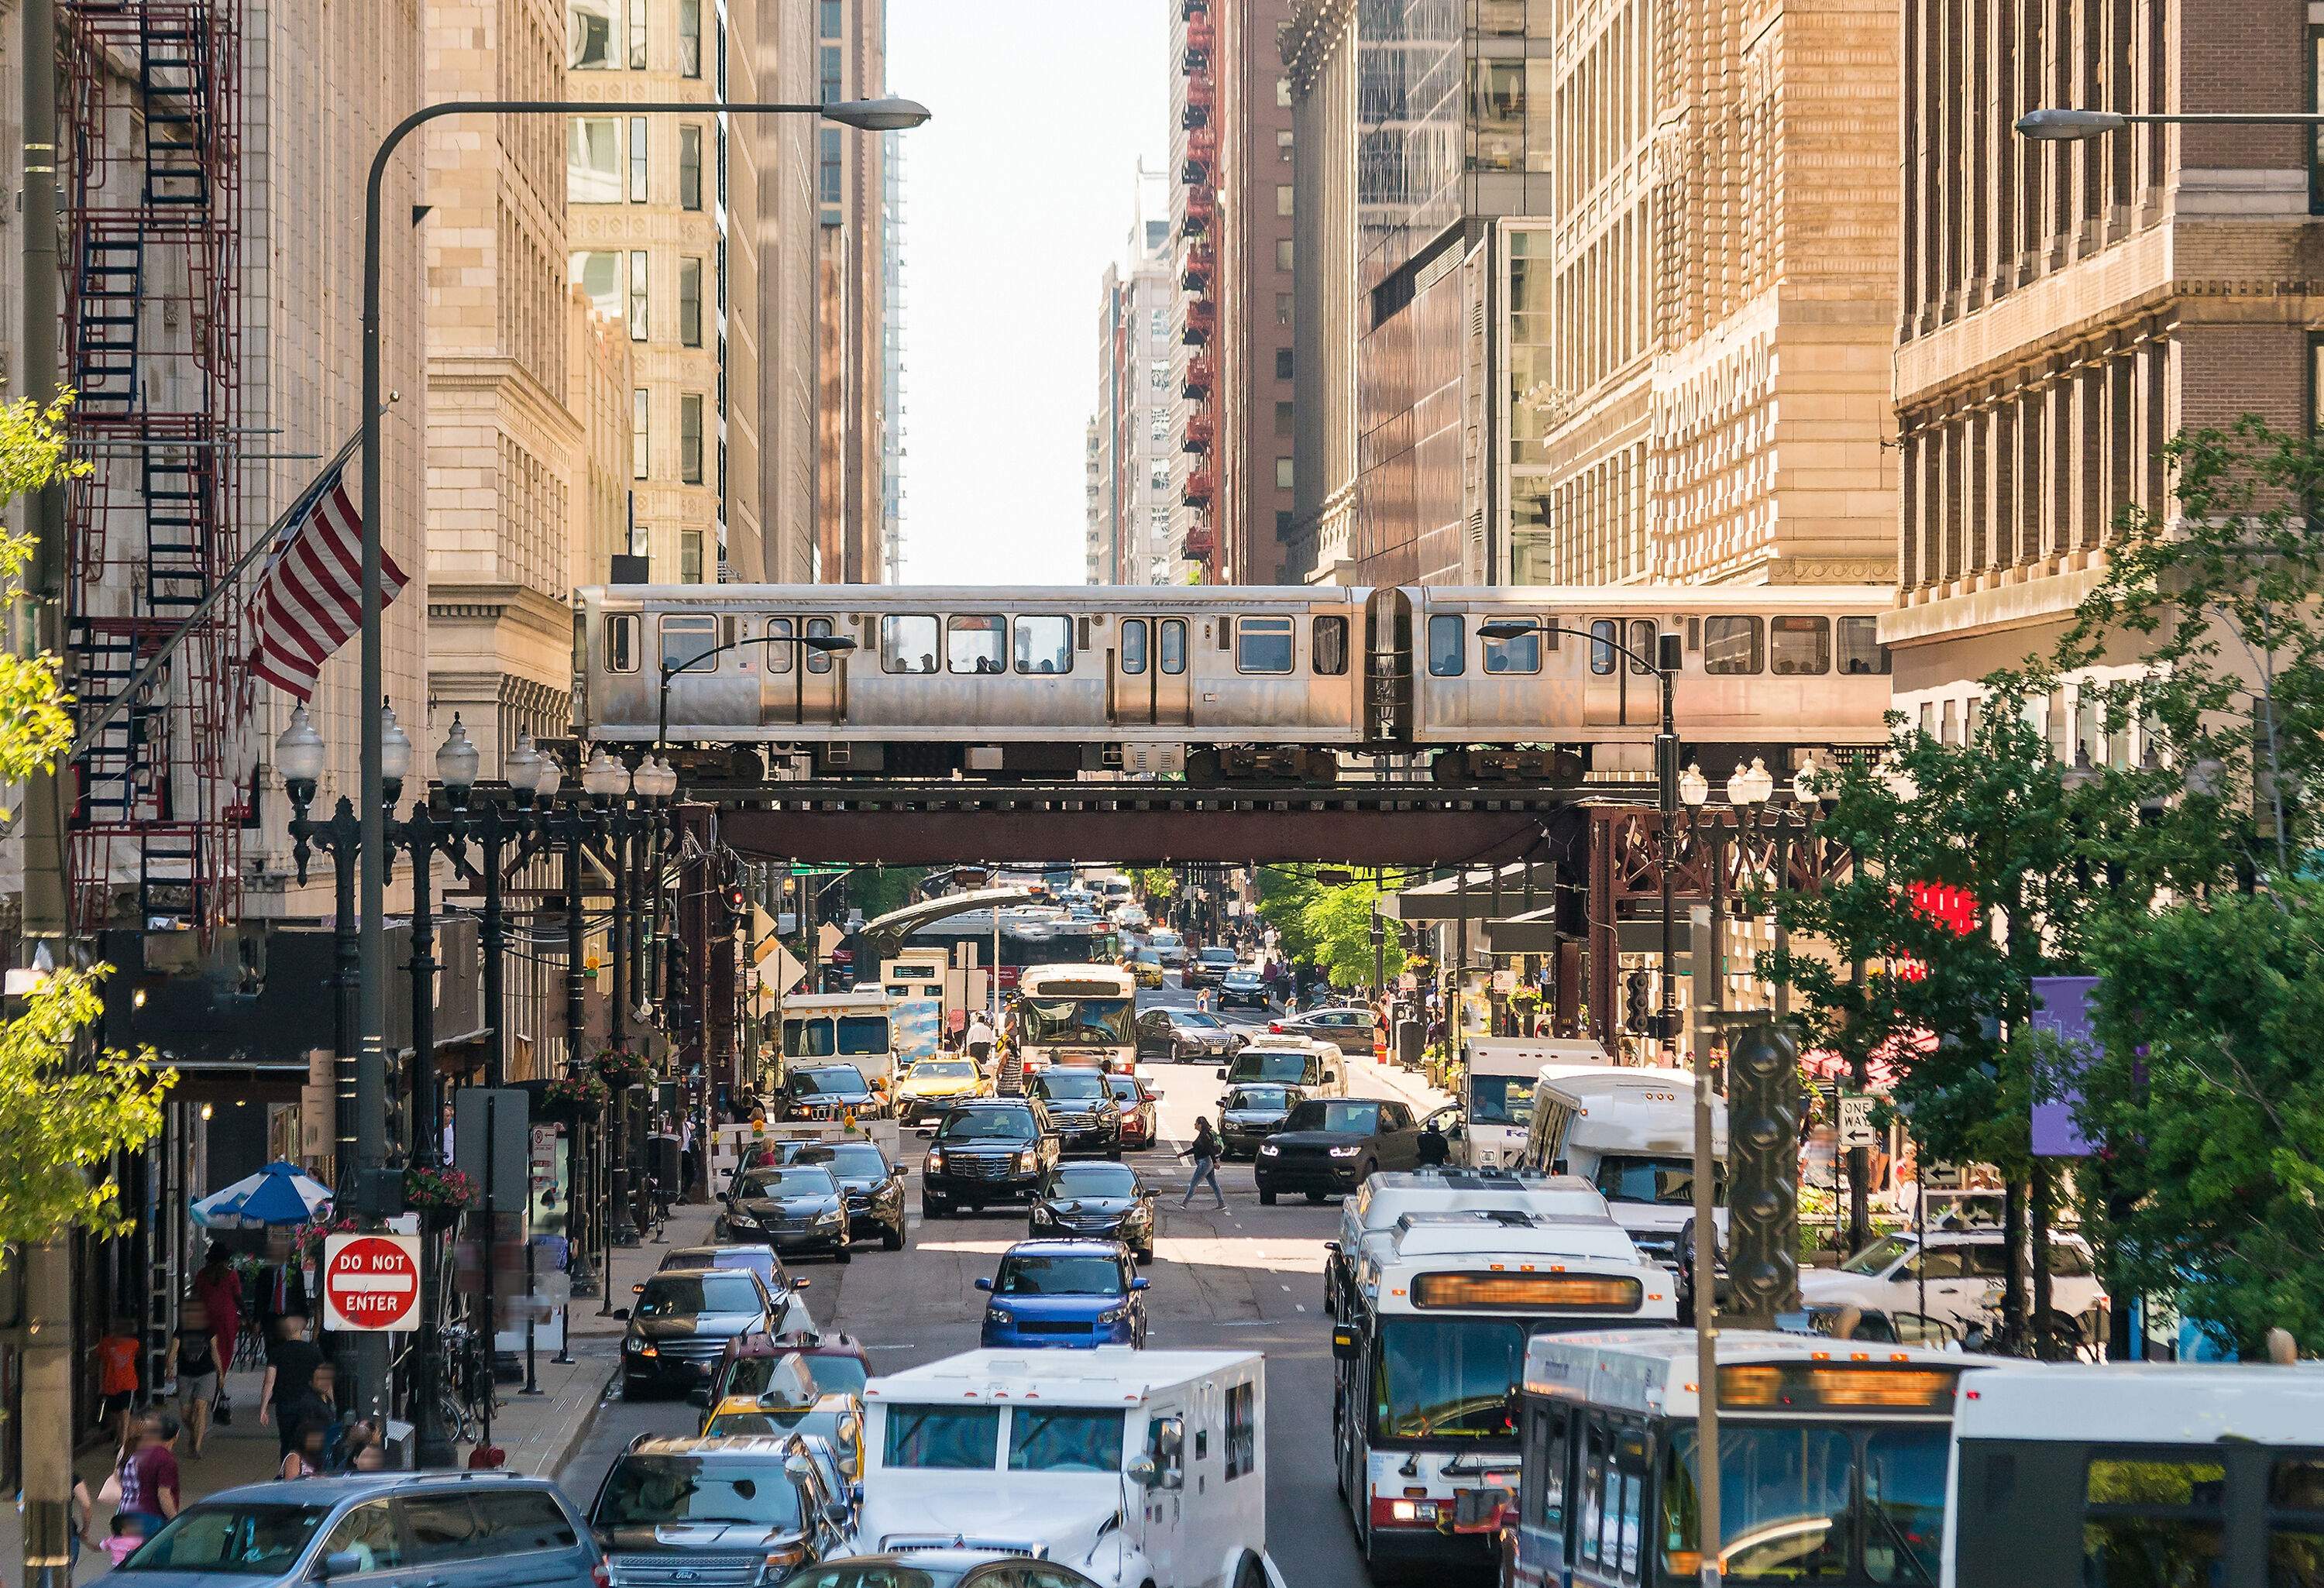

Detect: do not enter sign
[321, 1233, 422, 1333]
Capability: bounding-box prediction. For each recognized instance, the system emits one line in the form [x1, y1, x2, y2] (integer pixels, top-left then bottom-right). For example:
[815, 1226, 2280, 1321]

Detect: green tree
[1253, 867, 1401, 990]
[0, 396, 173, 1267]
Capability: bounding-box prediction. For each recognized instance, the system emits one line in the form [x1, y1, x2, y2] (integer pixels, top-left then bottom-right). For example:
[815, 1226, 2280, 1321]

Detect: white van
[1215, 1038, 1346, 1098]
[782, 992, 904, 1089]
[1322, 1168, 1610, 1318]
[1519, 1061, 1728, 1272]
[860, 1348, 1279, 1588]
[1459, 1037, 1609, 1169]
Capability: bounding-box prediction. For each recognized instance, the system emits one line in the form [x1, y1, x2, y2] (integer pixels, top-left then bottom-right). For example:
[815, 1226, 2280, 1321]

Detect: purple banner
[2030, 974, 2099, 1157]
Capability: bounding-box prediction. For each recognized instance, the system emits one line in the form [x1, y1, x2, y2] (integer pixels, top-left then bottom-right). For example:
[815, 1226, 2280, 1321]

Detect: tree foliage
[1255, 867, 1401, 990]
[0, 395, 172, 1269]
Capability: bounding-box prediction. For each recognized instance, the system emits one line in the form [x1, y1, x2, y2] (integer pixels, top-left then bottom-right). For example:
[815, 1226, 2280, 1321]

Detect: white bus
[1012, 962, 1139, 1074]
[1329, 1209, 1676, 1578]
[1322, 1169, 1612, 1319]
[1462, 1038, 1611, 1169]
[1511, 1329, 1982, 1588]
[1519, 1061, 1728, 1272]
[1942, 1360, 2324, 1586]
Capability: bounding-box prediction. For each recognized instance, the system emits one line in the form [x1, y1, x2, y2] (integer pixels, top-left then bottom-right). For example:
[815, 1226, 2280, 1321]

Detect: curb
[514, 1354, 618, 1479]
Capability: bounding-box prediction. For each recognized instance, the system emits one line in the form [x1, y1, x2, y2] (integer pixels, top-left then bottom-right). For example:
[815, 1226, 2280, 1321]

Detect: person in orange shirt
[95, 1318, 142, 1454]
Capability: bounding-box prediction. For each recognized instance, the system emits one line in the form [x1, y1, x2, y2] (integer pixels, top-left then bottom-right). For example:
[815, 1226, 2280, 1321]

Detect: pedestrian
[116, 1411, 181, 1535]
[1177, 1118, 1227, 1209]
[94, 1316, 143, 1455]
[167, 1296, 220, 1457]
[260, 1315, 324, 1456]
[1416, 1117, 1452, 1168]
[69, 1470, 96, 1575]
[278, 1418, 328, 1482]
[103, 1512, 150, 1567]
[191, 1243, 245, 1378]
[965, 1010, 996, 1062]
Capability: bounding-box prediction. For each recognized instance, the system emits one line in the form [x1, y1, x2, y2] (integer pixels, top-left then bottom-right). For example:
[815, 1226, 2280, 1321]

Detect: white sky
[889, 2, 1168, 586]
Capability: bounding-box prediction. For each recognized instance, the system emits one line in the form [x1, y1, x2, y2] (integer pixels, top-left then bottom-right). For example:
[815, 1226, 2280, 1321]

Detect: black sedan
[1252, 1097, 1424, 1204]
[1218, 1082, 1298, 1159]
[777, 1063, 882, 1122]
[1029, 1067, 1124, 1158]
[1218, 968, 1272, 1010]
[1026, 1160, 1157, 1263]
[1134, 1007, 1243, 1064]
[778, 1139, 909, 1252]
[617, 1268, 778, 1399]
[720, 1164, 855, 1261]
[1184, 946, 1239, 987]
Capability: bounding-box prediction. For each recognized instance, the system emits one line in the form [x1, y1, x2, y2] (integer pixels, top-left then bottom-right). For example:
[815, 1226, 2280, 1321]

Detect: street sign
[1836, 1095, 1879, 1151]
[321, 1232, 422, 1333]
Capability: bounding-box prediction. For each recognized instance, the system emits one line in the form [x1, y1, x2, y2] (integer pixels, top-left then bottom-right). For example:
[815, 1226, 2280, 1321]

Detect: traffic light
[1724, 1023, 1802, 1327]
[1623, 972, 1652, 1035]
[722, 883, 748, 925]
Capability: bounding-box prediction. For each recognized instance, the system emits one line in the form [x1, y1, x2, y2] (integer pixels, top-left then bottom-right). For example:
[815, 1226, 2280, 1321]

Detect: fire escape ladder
[140, 13, 213, 207]
[74, 228, 145, 418]
[142, 444, 215, 617]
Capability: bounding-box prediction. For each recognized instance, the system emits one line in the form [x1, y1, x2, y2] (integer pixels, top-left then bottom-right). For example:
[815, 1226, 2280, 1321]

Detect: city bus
[1012, 962, 1139, 1073]
[1941, 1359, 2324, 1586]
[1510, 1329, 1978, 1588]
[1329, 1209, 1677, 1577]
[902, 910, 1120, 994]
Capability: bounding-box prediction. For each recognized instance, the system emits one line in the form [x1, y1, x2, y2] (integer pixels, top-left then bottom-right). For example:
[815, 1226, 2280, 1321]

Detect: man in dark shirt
[260, 1312, 325, 1456]
[274, 1357, 339, 1464]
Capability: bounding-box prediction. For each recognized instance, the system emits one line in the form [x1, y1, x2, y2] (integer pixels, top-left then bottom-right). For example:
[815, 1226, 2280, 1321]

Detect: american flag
[247, 461, 408, 702]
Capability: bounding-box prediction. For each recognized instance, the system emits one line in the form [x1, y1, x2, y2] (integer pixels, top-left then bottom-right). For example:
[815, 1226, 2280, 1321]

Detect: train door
[1153, 617, 1191, 726]
[1582, 617, 1662, 728]
[755, 616, 844, 726]
[1109, 617, 1191, 727]
[659, 614, 724, 732]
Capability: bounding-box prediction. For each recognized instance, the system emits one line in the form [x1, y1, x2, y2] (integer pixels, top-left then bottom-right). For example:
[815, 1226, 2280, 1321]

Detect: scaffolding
[57, 0, 246, 937]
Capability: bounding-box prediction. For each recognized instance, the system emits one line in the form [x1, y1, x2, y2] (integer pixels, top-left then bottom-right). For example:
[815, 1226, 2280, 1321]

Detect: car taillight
[593, 1564, 612, 1588]
[1269, 1023, 1284, 1033]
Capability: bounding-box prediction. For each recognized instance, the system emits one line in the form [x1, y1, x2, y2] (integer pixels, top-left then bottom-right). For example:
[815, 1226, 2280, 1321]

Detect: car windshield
[1009, 1408, 1127, 1473]
[792, 1067, 868, 1096]
[1225, 971, 1261, 985]
[1228, 1085, 1294, 1111]
[1593, 1155, 1722, 1206]
[799, 1354, 869, 1396]
[1051, 1164, 1139, 1197]
[1201, 950, 1236, 964]
[1840, 1233, 1918, 1276]
[786, 1567, 949, 1588]
[1662, 1424, 1948, 1584]
[1469, 1073, 1537, 1127]
[1020, 997, 1135, 1047]
[1036, 1071, 1108, 1101]
[119, 1503, 329, 1576]
[1176, 1011, 1226, 1029]
[1133, 949, 1162, 965]
[911, 1060, 976, 1080]
[937, 1109, 1035, 1142]
[1286, 1100, 1380, 1133]
[638, 1275, 764, 1317]
[739, 1167, 841, 1199]
[996, 1254, 1125, 1297]
[594, 1455, 805, 1531]
[1239, 1051, 1319, 1086]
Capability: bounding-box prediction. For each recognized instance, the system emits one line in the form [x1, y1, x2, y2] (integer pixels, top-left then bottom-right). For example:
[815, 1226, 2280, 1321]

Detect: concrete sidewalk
[5, 1205, 717, 1583]
[1349, 1047, 1457, 1119]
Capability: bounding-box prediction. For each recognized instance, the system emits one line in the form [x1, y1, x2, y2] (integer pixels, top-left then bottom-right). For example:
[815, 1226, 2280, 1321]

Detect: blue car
[976, 1239, 1149, 1348]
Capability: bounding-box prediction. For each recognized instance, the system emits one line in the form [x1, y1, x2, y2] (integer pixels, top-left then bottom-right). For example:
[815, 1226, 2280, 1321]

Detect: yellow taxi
[892, 1054, 991, 1125]
[1126, 950, 1167, 988]
[699, 1389, 866, 1480]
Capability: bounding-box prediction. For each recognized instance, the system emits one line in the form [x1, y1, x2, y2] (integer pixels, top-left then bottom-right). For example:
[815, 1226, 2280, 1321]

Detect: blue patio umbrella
[191, 1161, 334, 1229]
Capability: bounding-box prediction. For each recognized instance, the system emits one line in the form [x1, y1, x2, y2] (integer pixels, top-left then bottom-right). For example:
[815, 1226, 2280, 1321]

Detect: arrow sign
[321, 1232, 422, 1333]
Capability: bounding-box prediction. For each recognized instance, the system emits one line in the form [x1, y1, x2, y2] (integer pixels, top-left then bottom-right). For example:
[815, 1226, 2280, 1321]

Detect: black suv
[590, 1435, 856, 1588]
[1184, 946, 1239, 987]
[920, 1098, 1059, 1218]
[775, 1063, 882, 1122]
[1253, 1097, 1423, 1205]
[617, 1268, 779, 1399]
[1028, 1067, 1124, 1158]
[778, 1139, 909, 1252]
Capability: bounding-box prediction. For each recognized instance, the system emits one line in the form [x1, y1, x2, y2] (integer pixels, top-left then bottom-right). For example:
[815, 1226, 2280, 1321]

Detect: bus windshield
[1594, 1155, 1724, 1206]
[1470, 1073, 1537, 1127]
[1661, 1423, 1949, 1583]
[1019, 997, 1134, 1047]
[1372, 1318, 1535, 1442]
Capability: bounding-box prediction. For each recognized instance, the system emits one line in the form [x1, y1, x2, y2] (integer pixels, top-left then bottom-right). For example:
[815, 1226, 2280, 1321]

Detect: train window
[948, 614, 1008, 675]
[1482, 626, 1539, 675]
[804, 617, 837, 675]
[1219, 617, 1234, 651]
[608, 614, 639, 673]
[1427, 614, 1466, 676]
[881, 614, 938, 675]
[1628, 620, 1659, 676]
[765, 618, 794, 675]
[1312, 616, 1349, 676]
[1237, 615, 1295, 674]
[1120, 619, 1149, 675]
[1015, 615, 1073, 675]
[1702, 617, 1764, 675]
[1589, 620, 1617, 675]
[660, 614, 718, 677]
[1769, 616, 1831, 675]
[1159, 619, 1187, 675]
[1838, 616, 1891, 675]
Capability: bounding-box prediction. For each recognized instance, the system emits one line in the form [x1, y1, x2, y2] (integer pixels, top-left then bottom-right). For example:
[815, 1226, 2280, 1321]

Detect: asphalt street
[561, 976, 1480, 1588]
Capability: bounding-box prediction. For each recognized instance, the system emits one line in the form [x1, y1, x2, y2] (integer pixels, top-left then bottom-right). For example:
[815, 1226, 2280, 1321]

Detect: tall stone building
[756, 0, 821, 583]
[1886, 0, 2324, 747]
[1088, 170, 1180, 587]
[816, 0, 892, 584]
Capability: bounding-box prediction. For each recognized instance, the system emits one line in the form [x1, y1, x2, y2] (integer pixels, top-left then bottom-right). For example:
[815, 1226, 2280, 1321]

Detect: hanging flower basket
[404, 1164, 475, 1227]
[594, 1050, 651, 1090]
[540, 1073, 610, 1122]
[293, 1215, 358, 1267]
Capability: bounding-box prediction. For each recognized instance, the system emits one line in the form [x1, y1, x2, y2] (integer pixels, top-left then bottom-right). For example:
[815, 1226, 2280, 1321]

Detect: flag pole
[64, 418, 375, 761]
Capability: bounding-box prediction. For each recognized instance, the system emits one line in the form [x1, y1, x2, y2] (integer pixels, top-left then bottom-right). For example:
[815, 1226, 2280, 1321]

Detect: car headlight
[985, 1307, 1010, 1325]
[1015, 1150, 1036, 1172]
[817, 1209, 843, 1226]
[1259, 1143, 1280, 1157]
[1329, 1145, 1362, 1158]
[927, 1150, 945, 1169]
[1097, 1307, 1124, 1324]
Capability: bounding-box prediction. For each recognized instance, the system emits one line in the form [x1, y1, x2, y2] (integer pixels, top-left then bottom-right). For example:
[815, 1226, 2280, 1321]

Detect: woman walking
[1177, 1118, 1227, 1209]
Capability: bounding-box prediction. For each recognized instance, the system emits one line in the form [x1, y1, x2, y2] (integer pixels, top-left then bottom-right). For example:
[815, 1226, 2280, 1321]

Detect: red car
[1105, 1071, 1159, 1150]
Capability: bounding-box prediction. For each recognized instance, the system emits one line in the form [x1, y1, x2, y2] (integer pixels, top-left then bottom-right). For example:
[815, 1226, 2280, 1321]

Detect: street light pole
[656, 631, 860, 753]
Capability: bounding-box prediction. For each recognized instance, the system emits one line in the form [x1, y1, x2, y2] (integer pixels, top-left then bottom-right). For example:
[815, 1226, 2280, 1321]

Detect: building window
[631, 387, 649, 480]
[567, 116, 621, 202]
[820, 0, 841, 37]
[1274, 400, 1294, 435]
[1150, 308, 1168, 339]
[820, 43, 842, 101]
[1276, 76, 1291, 107]
[679, 257, 703, 348]
[2312, 26, 2324, 213]
[716, 120, 728, 210]
[1275, 348, 1294, 380]
[627, 0, 646, 66]
[679, 124, 703, 211]
[681, 394, 706, 484]
[820, 127, 843, 205]
[1278, 129, 1294, 162]
[1275, 456, 1294, 490]
[572, 251, 621, 320]
[1151, 462, 1170, 493]
[1150, 360, 1171, 391]
[1276, 292, 1292, 326]
[679, 0, 703, 77]
[1275, 184, 1294, 217]
[627, 250, 648, 340]
[1151, 409, 1168, 443]
[1276, 239, 1294, 271]
[680, 528, 703, 583]
[568, 0, 617, 68]
[628, 117, 648, 202]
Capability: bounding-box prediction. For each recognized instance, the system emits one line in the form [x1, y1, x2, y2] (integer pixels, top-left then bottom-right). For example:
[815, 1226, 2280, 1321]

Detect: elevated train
[572, 583, 1895, 782]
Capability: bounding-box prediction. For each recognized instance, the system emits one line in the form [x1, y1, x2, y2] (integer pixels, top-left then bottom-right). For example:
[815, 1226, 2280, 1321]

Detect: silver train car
[572, 583, 1896, 781]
